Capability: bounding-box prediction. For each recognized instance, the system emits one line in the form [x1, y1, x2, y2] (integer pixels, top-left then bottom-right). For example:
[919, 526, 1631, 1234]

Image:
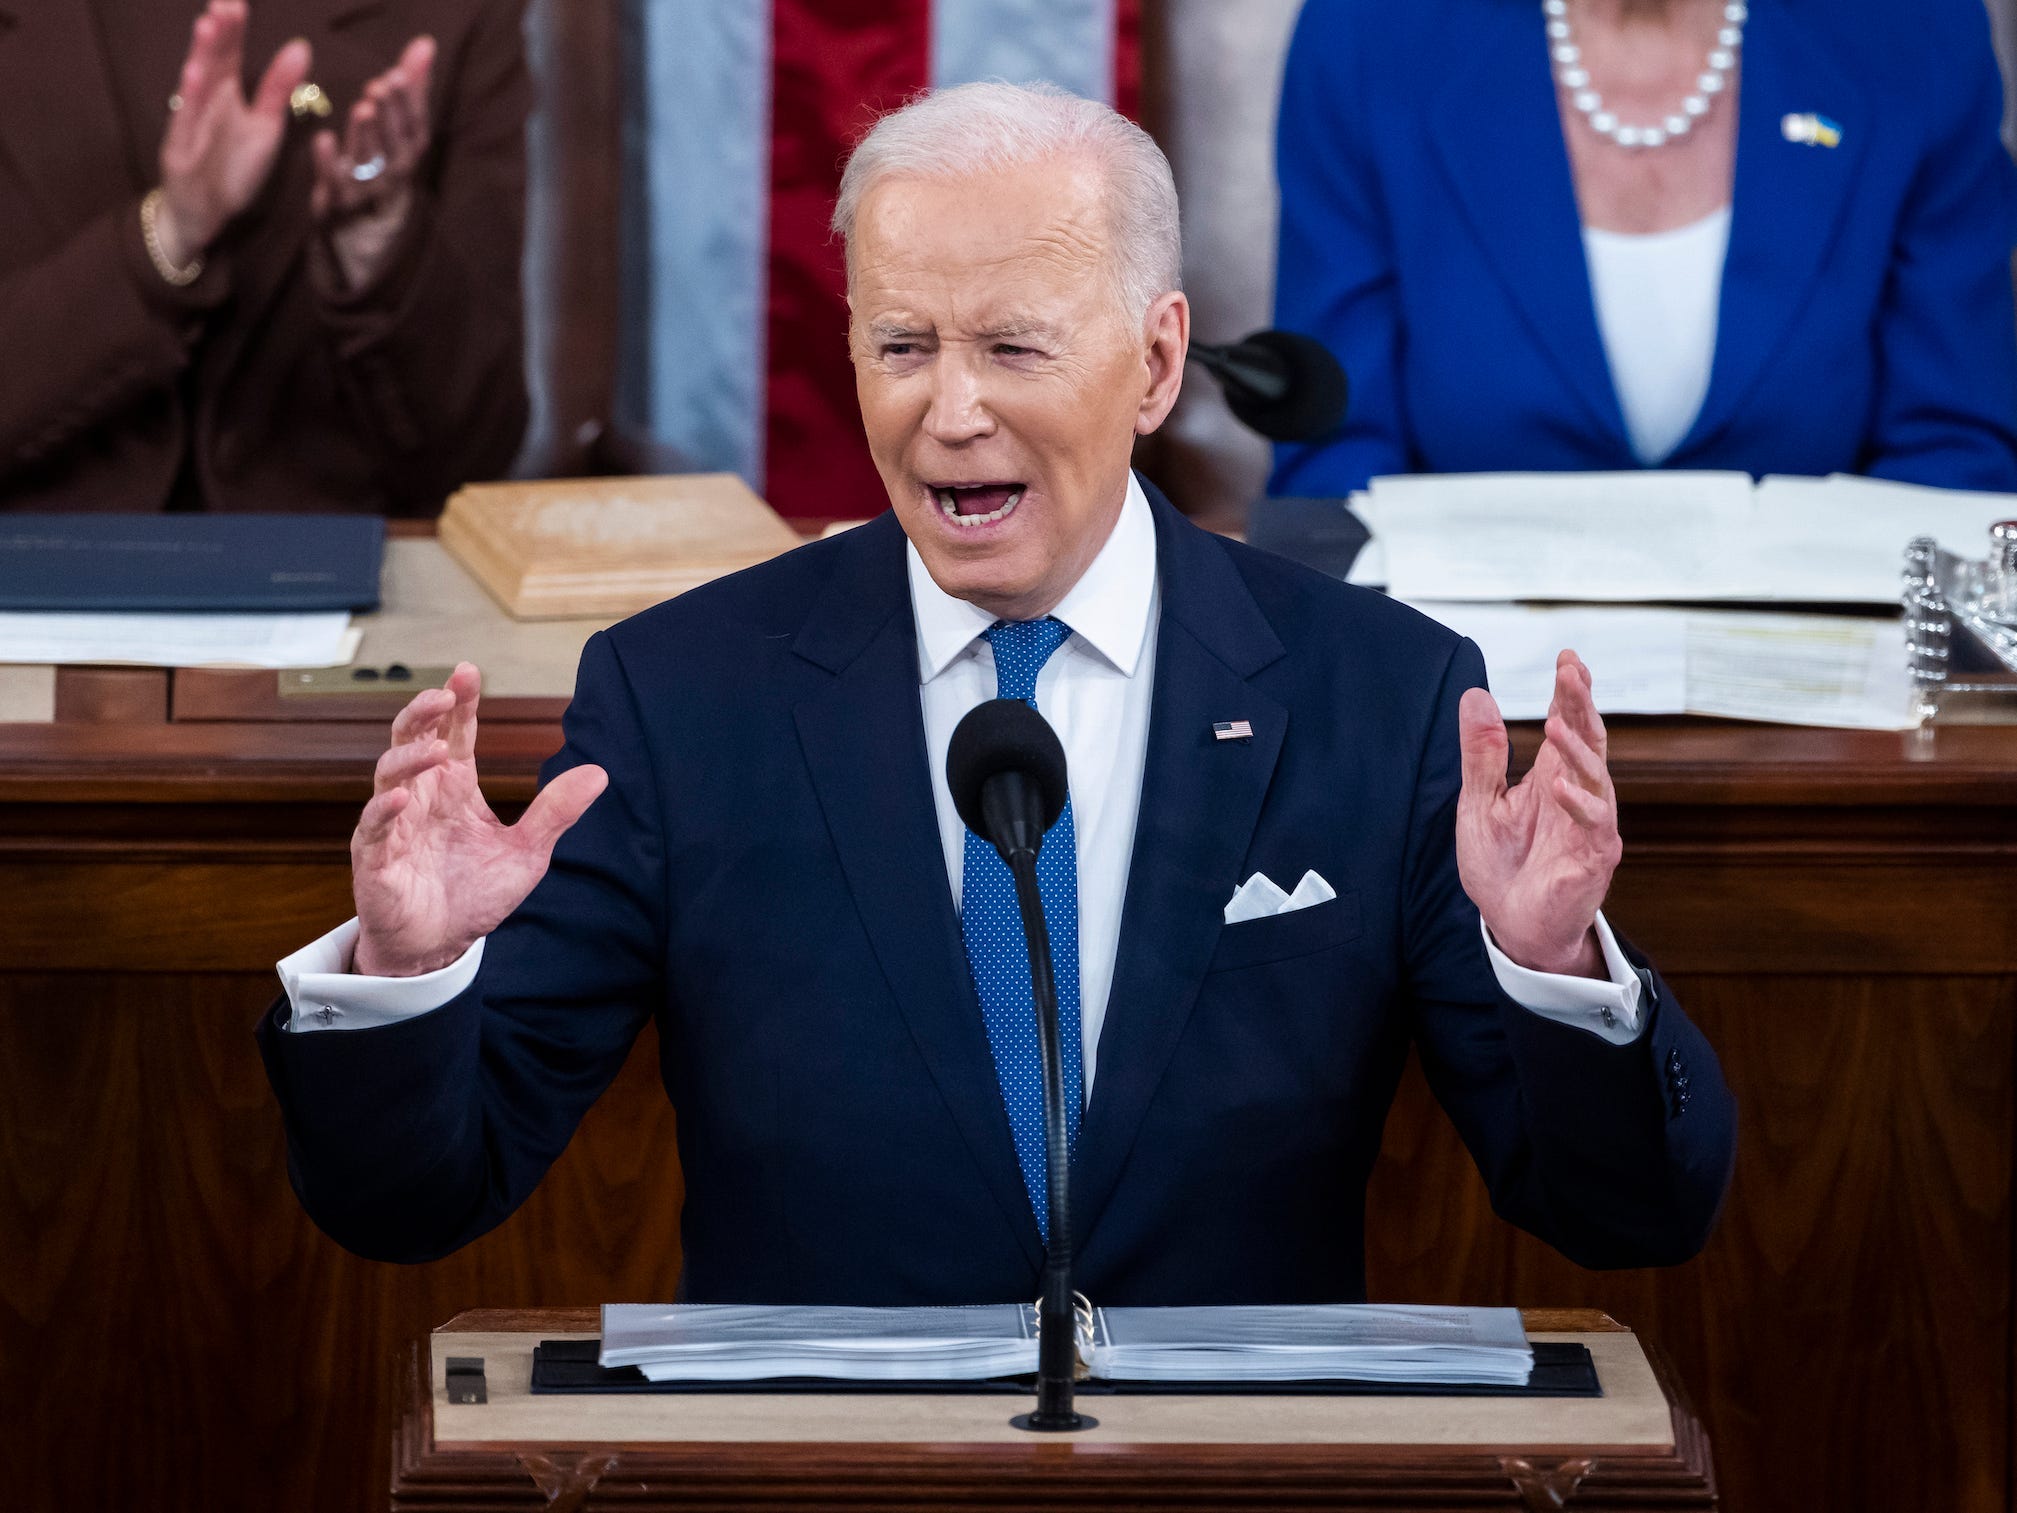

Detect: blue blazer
[259, 483, 1735, 1303]
[1271, 0, 2017, 496]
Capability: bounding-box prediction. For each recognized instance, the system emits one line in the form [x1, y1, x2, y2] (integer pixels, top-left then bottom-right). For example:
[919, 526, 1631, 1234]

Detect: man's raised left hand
[1455, 650, 1621, 979]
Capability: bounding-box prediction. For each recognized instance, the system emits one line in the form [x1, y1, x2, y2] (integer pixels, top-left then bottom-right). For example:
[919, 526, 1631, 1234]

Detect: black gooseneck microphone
[946, 698, 1095, 1433]
[1187, 328, 1349, 442]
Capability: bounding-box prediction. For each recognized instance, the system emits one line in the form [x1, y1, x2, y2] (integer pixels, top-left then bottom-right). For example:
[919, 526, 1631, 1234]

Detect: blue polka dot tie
[960, 617, 1083, 1244]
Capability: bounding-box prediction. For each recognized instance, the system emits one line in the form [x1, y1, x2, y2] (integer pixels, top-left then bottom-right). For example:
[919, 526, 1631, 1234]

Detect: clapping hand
[311, 35, 437, 290]
[1455, 651, 1622, 979]
[153, 1, 312, 268]
[351, 664, 608, 978]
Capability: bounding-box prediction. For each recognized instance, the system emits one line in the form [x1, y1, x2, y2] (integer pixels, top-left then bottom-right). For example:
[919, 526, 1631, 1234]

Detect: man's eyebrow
[867, 319, 934, 341]
[976, 318, 1059, 342]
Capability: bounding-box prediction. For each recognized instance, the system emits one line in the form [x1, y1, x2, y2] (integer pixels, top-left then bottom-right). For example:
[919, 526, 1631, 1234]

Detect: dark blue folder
[0, 514, 385, 612]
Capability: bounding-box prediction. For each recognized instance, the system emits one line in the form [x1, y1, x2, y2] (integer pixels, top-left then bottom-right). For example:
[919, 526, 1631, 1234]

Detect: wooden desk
[395, 1308, 1711, 1511]
[2, 651, 2013, 1510]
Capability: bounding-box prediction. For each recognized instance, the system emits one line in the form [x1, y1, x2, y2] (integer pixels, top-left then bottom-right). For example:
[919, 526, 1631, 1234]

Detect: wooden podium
[391, 1308, 1714, 1511]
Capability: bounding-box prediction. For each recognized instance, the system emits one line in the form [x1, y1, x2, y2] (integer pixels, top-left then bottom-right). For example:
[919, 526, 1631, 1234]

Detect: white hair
[831, 80, 1182, 323]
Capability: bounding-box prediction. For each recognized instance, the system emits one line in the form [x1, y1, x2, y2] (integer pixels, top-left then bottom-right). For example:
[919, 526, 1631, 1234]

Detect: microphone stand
[1001, 844, 1096, 1433]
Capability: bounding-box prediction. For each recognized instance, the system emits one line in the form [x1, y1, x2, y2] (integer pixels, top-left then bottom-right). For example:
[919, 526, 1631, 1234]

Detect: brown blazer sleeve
[0, 196, 232, 474]
[308, 0, 531, 509]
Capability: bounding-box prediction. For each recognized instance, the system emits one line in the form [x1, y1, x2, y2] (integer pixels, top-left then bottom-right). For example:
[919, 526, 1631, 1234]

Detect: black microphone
[946, 698, 1095, 1434]
[1187, 328, 1348, 442]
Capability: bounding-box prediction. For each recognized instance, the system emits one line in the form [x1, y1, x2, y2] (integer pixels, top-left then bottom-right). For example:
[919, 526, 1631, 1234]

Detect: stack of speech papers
[1087, 1303, 1533, 1385]
[599, 1302, 1533, 1387]
[1343, 470, 2017, 730]
[602, 1304, 1043, 1383]
[1352, 470, 2017, 605]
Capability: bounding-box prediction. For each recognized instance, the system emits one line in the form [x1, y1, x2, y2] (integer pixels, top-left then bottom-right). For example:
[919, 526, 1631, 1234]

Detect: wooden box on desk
[392, 1307, 1716, 1512]
[439, 474, 802, 620]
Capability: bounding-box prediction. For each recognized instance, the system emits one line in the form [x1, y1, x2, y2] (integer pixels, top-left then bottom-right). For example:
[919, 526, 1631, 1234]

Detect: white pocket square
[1224, 869, 1337, 924]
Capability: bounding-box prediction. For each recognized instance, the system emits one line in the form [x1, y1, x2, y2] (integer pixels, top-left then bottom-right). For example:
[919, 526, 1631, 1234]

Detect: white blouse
[1582, 206, 1732, 465]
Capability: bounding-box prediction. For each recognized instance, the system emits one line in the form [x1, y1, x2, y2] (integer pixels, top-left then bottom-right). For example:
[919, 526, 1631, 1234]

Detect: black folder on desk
[528, 1338, 1600, 1398]
[0, 514, 384, 611]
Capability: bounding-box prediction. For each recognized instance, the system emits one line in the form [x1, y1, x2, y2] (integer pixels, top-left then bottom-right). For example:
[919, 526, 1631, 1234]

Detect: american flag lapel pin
[1213, 720, 1254, 743]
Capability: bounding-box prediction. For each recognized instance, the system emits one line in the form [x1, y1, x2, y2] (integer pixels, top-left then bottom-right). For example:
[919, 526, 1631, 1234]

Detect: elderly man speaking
[259, 84, 1734, 1303]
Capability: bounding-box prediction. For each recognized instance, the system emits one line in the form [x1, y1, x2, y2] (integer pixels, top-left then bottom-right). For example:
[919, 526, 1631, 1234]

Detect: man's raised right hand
[351, 663, 608, 978]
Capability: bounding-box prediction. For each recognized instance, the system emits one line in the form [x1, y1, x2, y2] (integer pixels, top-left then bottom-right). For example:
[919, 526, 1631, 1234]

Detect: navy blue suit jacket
[259, 484, 1735, 1303]
[1271, 0, 2017, 496]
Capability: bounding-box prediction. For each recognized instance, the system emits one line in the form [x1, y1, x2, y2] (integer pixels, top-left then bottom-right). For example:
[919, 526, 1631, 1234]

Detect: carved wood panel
[0, 973, 681, 1513]
[1364, 973, 2016, 1513]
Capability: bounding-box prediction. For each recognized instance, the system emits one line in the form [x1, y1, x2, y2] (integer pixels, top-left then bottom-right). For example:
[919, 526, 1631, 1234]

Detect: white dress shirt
[279, 473, 1645, 1061]
[1583, 206, 1732, 466]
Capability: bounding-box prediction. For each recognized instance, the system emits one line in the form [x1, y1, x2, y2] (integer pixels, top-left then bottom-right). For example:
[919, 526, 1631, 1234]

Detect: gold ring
[290, 81, 333, 120]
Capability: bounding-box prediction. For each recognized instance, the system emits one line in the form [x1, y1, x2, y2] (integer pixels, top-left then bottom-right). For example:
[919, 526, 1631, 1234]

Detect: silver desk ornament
[1901, 524, 2017, 727]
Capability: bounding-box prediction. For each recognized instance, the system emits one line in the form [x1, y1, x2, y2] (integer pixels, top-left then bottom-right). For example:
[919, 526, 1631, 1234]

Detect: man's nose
[922, 355, 996, 445]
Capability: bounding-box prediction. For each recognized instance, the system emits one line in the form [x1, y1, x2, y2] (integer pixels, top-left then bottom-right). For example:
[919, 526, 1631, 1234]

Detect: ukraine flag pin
[1781, 113, 1842, 148]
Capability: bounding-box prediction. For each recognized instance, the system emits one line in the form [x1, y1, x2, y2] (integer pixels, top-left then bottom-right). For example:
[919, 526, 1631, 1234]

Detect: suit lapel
[1428, 3, 1628, 451]
[1674, 7, 1868, 458]
[0, 5, 132, 234]
[1072, 490, 1287, 1250]
[792, 516, 1044, 1271]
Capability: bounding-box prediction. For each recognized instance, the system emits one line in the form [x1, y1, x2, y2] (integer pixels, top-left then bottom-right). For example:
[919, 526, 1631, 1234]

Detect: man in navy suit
[259, 82, 1734, 1304]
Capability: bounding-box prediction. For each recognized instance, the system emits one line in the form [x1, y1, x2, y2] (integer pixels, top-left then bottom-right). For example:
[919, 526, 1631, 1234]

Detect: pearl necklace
[1545, 0, 1747, 150]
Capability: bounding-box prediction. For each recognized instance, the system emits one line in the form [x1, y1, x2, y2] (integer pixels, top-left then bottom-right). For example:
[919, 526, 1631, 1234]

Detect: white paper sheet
[603, 1303, 1042, 1383]
[601, 1301, 1534, 1387]
[1409, 601, 1912, 730]
[0, 612, 358, 668]
[1361, 471, 1759, 602]
[1750, 473, 2017, 603]
[1361, 471, 2017, 605]
[1683, 611, 1910, 729]
[1092, 1304, 1533, 1385]
[1407, 602, 1688, 717]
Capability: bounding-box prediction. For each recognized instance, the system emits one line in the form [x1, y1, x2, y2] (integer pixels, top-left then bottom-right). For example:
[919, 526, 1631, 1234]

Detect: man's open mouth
[930, 484, 1025, 527]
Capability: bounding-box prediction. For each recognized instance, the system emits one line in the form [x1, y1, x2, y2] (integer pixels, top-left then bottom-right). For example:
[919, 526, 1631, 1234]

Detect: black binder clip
[445, 1356, 488, 1405]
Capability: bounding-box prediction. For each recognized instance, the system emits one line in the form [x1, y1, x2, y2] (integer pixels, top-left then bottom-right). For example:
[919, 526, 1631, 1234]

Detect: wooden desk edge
[393, 1308, 1715, 1511]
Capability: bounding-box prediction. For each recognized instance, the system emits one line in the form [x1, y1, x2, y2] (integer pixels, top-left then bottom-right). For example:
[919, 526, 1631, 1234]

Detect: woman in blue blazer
[1270, 0, 2017, 496]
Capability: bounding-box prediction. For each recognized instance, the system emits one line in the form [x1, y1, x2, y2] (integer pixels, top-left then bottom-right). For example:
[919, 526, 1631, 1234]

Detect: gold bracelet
[140, 188, 204, 287]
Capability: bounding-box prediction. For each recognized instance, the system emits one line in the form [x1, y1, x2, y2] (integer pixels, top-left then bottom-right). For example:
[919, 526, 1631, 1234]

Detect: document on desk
[1360, 471, 2017, 605]
[1682, 610, 1910, 728]
[1412, 602, 1911, 729]
[1407, 603, 1688, 716]
[1362, 471, 1761, 601]
[599, 1302, 1533, 1386]
[1090, 1304, 1533, 1385]
[602, 1304, 1043, 1383]
[0, 611, 359, 668]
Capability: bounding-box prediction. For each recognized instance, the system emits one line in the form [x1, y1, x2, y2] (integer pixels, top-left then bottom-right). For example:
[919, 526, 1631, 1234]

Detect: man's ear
[1135, 291, 1190, 436]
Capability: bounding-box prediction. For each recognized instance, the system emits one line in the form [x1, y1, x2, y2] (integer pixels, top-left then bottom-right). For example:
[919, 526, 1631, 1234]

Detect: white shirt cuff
[276, 918, 486, 1033]
[1481, 913, 1644, 1046]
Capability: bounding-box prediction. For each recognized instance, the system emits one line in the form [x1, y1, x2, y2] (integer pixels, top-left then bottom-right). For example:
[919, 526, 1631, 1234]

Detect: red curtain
[765, 1, 929, 523]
